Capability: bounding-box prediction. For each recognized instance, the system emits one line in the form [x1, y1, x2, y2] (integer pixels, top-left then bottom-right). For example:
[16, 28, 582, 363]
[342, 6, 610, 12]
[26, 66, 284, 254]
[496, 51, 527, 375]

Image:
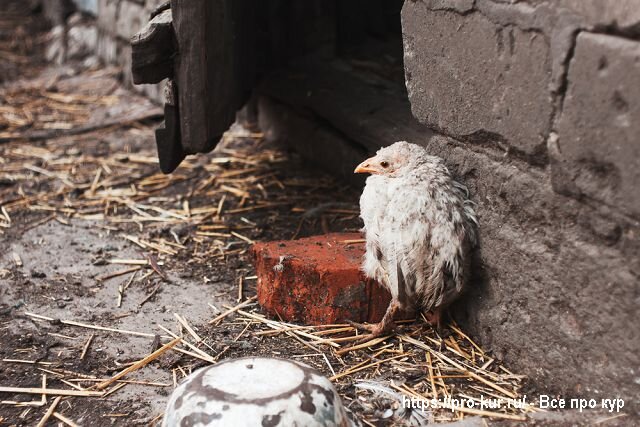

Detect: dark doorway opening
[257, 0, 406, 89]
[251, 0, 426, 184]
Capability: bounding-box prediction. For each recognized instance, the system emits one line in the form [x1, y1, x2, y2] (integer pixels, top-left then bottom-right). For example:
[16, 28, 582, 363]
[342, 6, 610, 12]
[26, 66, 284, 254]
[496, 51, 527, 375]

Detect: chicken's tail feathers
[421, 251, 467, 310]
[452, 179, 470, 198]
[452, 178, 479, 247]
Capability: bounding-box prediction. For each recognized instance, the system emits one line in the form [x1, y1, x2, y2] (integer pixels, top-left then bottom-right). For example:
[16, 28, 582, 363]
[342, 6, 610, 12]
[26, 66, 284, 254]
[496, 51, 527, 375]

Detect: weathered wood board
[171, 0, 257, 157]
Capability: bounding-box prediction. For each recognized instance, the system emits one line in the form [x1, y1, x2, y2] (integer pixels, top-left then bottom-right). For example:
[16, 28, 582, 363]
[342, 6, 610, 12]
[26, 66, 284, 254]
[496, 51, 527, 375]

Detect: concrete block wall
[401, 0, 640, 413]
[402, 0, 640, 216]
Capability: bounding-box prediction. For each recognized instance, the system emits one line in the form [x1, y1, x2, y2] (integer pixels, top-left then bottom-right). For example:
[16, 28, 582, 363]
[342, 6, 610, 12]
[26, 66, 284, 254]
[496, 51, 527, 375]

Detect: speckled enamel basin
[163, 357, 352, 427]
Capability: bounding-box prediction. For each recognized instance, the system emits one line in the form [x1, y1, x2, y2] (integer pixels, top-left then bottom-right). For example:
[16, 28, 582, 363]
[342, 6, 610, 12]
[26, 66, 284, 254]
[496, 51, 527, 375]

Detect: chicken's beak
[354, 157, 378, 174]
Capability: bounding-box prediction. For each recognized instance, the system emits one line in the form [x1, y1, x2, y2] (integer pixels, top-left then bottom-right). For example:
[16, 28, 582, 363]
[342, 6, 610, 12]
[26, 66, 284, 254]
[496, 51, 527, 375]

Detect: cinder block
[419, 0, 474, 13]
[553, 32, 640, 218]
[116, 0, 145, 40]
[253, 233, 395, 325]
[555, 0, 640, 28]
[401, 2, 552, 157]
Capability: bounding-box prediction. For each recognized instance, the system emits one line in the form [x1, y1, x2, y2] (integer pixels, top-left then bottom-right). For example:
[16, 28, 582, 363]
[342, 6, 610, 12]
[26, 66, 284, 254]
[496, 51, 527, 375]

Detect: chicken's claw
[347, 319, 395, 344]
[346, 320, 379, 333]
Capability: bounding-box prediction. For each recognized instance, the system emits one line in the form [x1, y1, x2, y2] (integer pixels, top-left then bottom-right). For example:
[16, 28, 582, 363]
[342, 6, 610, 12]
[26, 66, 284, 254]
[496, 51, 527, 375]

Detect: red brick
[252, 233, 393, 325]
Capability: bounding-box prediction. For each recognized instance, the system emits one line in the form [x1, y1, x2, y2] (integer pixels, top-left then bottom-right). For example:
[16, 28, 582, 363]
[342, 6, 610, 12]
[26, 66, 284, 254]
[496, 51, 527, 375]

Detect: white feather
[359, 141, 477, 312]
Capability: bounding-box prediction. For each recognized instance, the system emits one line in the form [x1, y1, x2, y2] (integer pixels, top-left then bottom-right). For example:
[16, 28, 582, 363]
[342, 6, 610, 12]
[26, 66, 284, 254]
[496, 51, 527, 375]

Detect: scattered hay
[0, 8, 534, 424]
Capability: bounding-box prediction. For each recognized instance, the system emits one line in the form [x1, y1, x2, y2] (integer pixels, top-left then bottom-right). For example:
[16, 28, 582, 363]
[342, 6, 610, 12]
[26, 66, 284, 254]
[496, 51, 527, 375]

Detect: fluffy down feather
[358, 141, 477, 317]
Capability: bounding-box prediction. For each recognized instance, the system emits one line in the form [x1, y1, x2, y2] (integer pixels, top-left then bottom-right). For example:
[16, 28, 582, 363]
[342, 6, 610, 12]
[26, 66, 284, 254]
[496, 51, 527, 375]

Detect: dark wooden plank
[131, 8, 175, 85]
[170, 0, 208, 154]
[171, 0, 257, 155]
[155, 102, 184, 174]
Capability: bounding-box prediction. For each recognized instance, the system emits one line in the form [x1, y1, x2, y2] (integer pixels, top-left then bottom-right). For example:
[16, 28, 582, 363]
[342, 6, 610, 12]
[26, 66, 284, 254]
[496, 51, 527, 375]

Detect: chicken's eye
[380, 161, 389, 168]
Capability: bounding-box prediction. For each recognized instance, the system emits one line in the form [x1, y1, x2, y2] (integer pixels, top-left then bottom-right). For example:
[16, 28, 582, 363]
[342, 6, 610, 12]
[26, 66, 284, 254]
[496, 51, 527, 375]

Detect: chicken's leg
[348, 300, 400, 342]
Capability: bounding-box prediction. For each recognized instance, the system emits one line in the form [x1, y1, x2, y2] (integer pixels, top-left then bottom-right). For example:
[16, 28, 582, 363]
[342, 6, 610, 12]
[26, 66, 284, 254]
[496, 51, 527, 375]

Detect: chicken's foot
[347, 300, 400, 344]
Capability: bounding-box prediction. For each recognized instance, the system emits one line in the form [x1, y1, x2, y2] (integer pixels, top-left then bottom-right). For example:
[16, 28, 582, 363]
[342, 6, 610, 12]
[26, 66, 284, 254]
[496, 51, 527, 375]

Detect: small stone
[92, 257, 108, 266]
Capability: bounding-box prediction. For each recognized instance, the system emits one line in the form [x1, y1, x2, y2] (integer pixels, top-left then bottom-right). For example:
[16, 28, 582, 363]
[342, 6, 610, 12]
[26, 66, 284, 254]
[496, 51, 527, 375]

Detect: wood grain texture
[171, 0, 257, 155]
[131, 8, 175, 85]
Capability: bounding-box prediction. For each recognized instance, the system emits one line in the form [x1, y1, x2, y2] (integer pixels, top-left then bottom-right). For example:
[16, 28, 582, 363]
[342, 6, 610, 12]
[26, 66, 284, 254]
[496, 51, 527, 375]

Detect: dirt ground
[0, 58, 365, 424]
[0, 4, 627, 427]
[0, 81, 361, 425]
[0, 130, 363, 425]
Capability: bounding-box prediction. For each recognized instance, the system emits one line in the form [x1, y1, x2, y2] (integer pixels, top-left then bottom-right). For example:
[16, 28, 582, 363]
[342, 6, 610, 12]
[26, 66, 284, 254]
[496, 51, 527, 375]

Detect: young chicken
[352, 141, 477, 339]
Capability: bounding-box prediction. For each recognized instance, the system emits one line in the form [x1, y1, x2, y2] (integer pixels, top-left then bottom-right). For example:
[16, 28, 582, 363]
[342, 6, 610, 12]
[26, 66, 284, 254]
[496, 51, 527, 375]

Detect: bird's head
[354, 141, 421, 177]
